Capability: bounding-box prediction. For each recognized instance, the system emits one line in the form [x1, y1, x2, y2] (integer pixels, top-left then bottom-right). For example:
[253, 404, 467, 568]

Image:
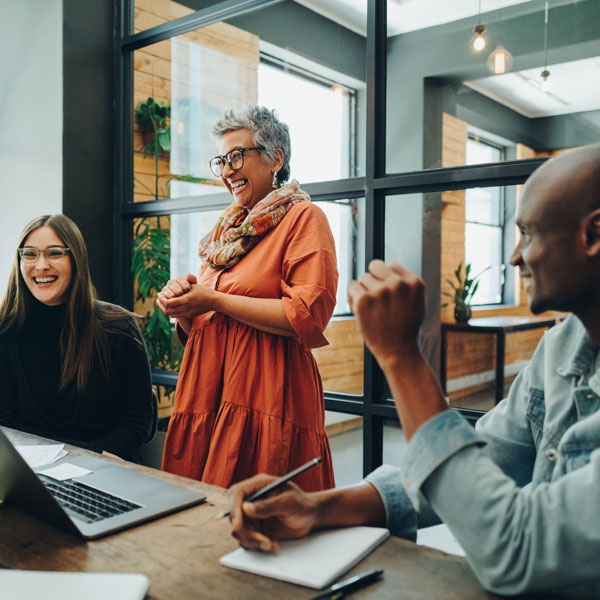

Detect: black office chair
[136, 389, 166, 469]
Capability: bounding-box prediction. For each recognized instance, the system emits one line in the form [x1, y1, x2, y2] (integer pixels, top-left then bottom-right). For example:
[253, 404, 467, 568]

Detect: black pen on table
[215, 456, 322, 520]
[310, 569, 384, 599]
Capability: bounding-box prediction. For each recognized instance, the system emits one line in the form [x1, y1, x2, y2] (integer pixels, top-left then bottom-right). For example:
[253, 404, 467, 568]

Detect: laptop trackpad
[65, 456, 162, 503]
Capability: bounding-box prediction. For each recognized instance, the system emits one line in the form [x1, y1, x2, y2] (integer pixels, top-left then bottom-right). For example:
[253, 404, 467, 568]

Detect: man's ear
[585, 208, 600, 257]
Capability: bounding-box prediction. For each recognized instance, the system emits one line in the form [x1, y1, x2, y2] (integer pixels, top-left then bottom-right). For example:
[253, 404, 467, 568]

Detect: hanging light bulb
[472, 24, 486, 51]
[540, 69, 551, 92]
[470, 0, 486, 52]
[487, 45, 513, 75]
[540, 2, 551, 93]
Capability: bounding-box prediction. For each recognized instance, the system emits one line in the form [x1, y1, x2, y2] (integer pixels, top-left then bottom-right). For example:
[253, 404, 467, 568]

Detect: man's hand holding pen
[228, 473, 320, 552]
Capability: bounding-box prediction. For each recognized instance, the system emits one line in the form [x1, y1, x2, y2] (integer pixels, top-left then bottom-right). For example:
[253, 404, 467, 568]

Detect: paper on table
[16, 444, 68, 468]
[416, 524, 465, 557]
[37, 463, 93, 481]
[0, 570, 149, 600]
[220, 526, 390, 589]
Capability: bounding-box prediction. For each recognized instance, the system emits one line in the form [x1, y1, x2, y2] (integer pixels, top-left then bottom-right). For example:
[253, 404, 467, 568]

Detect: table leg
[440, 329, 447, 394]
[495, 332, 506, 404]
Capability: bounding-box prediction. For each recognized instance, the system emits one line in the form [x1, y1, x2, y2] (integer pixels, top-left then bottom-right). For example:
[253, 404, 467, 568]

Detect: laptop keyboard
[40, 477, 142, 524]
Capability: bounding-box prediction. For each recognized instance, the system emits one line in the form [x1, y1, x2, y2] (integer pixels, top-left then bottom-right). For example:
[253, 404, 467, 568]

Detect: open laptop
[0, 428, 206, 540]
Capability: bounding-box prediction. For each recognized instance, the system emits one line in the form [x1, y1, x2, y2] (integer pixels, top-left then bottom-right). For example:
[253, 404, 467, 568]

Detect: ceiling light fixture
[471, 0, 486, 52]
[487, 44, 513, 75]
[540, 1, 551, 92]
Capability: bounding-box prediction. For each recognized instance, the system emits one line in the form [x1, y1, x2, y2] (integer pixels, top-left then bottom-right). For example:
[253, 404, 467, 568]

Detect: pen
[215, 456, 322, 520]
[310, 569, 384, 599]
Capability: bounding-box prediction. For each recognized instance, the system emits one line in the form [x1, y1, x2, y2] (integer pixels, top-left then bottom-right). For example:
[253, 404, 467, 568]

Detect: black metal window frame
[114, 0, 548, 476]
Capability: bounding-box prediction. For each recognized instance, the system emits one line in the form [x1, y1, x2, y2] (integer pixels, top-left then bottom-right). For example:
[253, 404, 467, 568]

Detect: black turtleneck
[18, 300, 65, 409]
[0, 299, 155, 460]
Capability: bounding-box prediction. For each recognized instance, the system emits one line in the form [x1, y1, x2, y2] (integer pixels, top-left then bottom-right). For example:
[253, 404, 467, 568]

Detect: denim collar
[556, 318, 600, 396]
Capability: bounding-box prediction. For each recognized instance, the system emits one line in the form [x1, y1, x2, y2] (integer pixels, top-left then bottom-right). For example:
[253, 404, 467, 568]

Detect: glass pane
[465, 185, 502, 225]
[465, 223, 503, 305]
[314, 197, 365, 396]
[131, 216, 183, 375]
[385, 193, 423, 277]
[438, 183, 552, 413]
[386, 0, 600, 173]
[313, 201, 355, 316]
[258, 62, 353, 183]
[132, 2, 366, 202]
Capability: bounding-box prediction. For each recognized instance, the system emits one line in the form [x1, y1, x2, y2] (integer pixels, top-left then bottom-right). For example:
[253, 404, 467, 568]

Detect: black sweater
[0, 300, 155, 460]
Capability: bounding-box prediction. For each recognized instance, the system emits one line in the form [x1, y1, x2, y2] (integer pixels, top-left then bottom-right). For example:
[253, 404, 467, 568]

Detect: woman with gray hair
[157, 105, 337, 492]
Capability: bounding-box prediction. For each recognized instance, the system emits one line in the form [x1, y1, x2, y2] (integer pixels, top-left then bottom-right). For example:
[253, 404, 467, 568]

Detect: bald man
[227, 146, 600, 596]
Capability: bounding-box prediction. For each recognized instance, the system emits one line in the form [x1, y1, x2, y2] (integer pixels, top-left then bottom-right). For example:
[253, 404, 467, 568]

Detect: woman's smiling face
[19, 226, 73, 306]
[218, 128, 282, 210]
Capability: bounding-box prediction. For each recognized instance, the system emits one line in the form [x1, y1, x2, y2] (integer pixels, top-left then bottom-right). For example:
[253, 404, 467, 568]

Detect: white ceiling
[466, 56, 600, 118]
[293, 0, 600, 119]
[294, 0, 534, 37]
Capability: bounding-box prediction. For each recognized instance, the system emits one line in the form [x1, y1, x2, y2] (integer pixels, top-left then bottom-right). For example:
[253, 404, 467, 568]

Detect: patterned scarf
[198, 180, 309, 269]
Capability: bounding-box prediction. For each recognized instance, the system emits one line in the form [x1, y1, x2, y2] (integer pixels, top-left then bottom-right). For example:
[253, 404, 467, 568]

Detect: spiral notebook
[219, 526, 390, 589]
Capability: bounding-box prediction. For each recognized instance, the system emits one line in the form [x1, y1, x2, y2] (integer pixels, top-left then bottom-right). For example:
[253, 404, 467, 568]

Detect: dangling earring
[272, 171, 279, 189]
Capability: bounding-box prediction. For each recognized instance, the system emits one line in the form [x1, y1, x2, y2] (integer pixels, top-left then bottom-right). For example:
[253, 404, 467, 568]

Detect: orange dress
[161, 202, 338, 491]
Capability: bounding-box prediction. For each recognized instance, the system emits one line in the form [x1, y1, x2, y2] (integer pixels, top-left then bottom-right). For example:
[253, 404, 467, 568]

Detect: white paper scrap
[37, 463, 93, 481]
[16, 444, 68, 468]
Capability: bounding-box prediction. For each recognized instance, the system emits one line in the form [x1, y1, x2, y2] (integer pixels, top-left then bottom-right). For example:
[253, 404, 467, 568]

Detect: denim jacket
[366, 315, 600, 596]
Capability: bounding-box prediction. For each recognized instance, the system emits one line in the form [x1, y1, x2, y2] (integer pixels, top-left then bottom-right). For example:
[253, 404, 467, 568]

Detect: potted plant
[442, 262, 488, 322]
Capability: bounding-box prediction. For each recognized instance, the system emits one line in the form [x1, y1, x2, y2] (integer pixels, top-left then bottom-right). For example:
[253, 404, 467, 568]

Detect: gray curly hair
[212, 105, 291, 184]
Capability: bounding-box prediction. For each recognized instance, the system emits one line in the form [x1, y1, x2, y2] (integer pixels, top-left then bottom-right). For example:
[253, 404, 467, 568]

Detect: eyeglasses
[18, 246, 71, 262]
[208, 146, 264, 177]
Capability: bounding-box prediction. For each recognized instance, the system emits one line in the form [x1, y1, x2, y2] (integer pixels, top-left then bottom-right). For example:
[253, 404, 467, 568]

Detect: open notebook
[220, 526, 389, 589]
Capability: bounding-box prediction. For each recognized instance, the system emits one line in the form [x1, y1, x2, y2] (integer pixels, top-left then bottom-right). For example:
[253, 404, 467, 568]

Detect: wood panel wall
[314, 319, 364, 395]
[133, 0, 259, 203]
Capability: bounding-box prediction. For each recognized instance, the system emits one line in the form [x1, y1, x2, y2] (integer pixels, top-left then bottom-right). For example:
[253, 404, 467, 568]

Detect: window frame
[115, 0, 549, 476]
[465, 134, 507, 307]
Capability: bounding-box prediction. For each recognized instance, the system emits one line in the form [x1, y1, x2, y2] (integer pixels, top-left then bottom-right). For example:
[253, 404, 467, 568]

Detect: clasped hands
[156, 273, 215, 319]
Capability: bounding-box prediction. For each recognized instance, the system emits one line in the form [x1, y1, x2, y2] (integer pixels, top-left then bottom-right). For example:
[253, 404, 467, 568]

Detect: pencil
[215, 456, 322, 520]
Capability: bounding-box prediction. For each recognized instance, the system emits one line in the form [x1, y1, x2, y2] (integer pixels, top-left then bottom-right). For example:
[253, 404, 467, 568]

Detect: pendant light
[486, 8, 512, 75]
[487, 44, 513, 74]
[471, 0, 486, 52]
[540, 1, 551, 92]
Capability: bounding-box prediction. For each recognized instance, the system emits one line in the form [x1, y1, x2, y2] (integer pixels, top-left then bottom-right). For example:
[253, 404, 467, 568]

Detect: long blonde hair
[0, 214, 137, 390]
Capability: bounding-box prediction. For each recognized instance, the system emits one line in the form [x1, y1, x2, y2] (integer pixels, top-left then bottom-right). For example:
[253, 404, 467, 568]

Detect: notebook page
[220, 526, 389, 589]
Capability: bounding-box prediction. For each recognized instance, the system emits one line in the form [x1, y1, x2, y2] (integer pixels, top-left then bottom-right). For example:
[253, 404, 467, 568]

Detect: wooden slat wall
[440, 113, 467, 323]
[314, 319, 364, 395]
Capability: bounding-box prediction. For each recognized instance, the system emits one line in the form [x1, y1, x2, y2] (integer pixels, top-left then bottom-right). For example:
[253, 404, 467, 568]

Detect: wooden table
[0, 428, 587, 599]
[441, 316, 558, 406]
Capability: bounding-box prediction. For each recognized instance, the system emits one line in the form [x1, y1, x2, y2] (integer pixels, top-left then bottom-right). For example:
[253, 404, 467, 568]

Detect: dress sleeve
[280, 203, 338, 349]
[93, 319, 156, 458]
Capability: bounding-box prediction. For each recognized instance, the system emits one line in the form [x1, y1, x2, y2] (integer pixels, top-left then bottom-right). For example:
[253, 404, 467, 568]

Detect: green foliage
[442, 262, 489, 309]
[131, 97, 208, 374]
[135, 97, 171, 156]
[132, 97, 181, 372]
[131, 218, 183, 371]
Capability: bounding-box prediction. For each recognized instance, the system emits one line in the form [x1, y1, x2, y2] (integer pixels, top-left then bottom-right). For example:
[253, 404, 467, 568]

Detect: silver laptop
[0, 428, 206, 540]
